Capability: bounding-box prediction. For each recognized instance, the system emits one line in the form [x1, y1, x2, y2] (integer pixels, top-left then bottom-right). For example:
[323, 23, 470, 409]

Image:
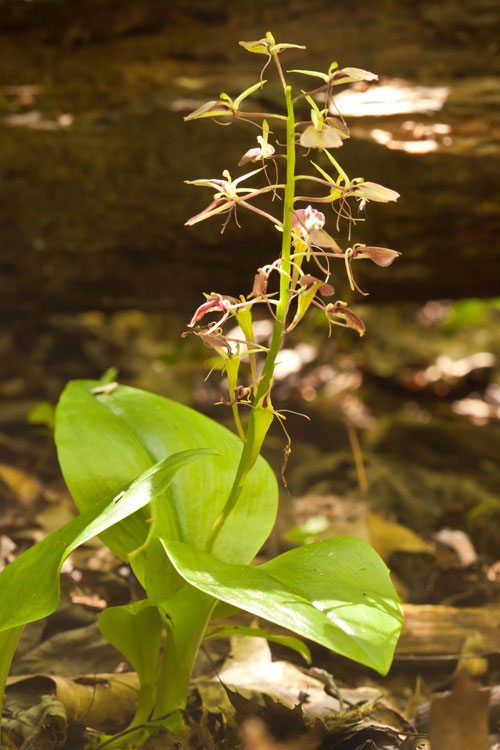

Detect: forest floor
[1, 299, 500, 749]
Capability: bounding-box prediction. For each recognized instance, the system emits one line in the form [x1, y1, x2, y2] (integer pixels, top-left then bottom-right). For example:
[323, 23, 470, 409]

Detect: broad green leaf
[0, 449, 209, 632]
[55, 381, 278, 565]
[203, 624, 311, 664]
[162, 537, 403, 674]
[99, 601, 162, 687]
[131, 535, 185, 604]
[154, 584, 217, 726]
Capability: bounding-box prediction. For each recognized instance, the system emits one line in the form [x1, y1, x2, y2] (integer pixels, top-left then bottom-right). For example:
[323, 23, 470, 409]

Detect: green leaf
[203, 624, 311, 664]
[99, 600, 163, 687]
[162, 537, 403, 675]
[131, 535, 185, 604]
[99, 600, 166, 729]
[55, 381, 278, 565]
[0, 449, 210, 632]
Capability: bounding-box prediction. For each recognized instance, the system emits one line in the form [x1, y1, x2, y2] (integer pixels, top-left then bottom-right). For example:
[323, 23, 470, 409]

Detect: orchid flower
[296, 150, 399, 220]
[188, 291, 278, 334]
[240, 31, 306, 91]
[324, 300, 366, 336]
[351, 244, 401, 266]
[185, 167, 282, 231]
[347, 179, 400, 205]
[238, 120, 276, 166]
[292, 205, 341, 251]
[184, 80, 268, 122]
[239, 31, 305, 57]
[289, 61, 378, 87]
[299, 94, 349, 150]
[344, 243, 401, 296]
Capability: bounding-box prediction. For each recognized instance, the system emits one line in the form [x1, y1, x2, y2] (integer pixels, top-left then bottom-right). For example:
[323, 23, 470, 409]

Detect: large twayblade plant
[0, 32, 403, 747]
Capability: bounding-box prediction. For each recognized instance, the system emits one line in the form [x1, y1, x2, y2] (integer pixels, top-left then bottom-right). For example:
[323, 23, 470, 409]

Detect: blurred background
[1, 0, 500, 578]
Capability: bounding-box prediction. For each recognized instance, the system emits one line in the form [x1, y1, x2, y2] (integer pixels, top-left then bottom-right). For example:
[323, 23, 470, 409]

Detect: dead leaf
[285, 495, 432, 564]
[12, 622, 125, 676]
[4, 692, 67, 749]
[0, 463, 42, 504]
[367, 512, 433, 561]
[429, 667, 489, 750]
[6, 672, 139, 732]
[0, 535, 16, 570]
[196, 635, 380, 725]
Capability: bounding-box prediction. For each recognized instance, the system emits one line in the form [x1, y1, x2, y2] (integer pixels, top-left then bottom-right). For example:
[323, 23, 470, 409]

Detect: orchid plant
[182, 32, 401, 498]
[0, 32, 403, 748]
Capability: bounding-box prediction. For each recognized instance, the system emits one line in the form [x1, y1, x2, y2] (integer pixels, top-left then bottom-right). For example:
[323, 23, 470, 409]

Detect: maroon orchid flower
[345, 243, 401, 295]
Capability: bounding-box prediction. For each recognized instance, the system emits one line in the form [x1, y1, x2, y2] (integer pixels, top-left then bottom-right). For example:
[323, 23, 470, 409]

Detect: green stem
[272, 52, 287, 95]
[96, 686, 156, 750]
[231, 402, 245, 440]
[151, 589, 216, 725]
[206, 85, 296, 554]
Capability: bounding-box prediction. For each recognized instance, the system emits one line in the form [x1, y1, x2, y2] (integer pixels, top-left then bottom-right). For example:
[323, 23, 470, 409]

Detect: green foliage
[0, 31, 404, 746]
[444, 297, 500, 332]
[0, 444, 211, 633]
[0, 445, 213, 731]
[99, 601, 164, 728]
[163, 537, 401, 675]
[55, 381, 278, 565]
[99, 601, 163, 689]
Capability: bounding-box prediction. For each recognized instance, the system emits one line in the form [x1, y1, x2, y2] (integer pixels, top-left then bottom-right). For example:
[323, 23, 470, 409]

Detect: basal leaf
[98, 601, 163, 686]
[56, 381, 278, 564]
[0, 449, 210, 632]
[162, 538, 403, 674]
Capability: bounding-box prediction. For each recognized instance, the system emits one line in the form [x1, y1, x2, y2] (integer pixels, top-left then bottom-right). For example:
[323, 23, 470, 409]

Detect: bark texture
[1, 0, 499, 315]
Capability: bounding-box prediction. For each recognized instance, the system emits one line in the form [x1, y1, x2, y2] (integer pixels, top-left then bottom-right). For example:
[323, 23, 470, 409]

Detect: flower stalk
[184, 32, 401, 552]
